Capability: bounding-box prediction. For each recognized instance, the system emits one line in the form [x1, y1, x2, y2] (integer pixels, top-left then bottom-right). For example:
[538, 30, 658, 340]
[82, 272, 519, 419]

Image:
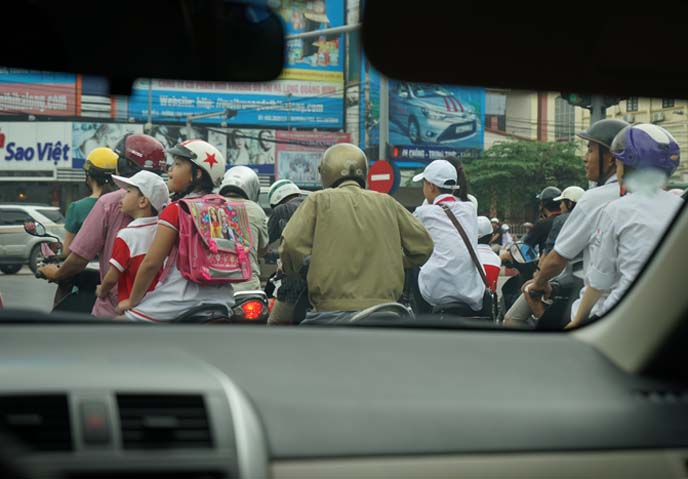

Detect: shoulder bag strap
[439, 204, 489, 289]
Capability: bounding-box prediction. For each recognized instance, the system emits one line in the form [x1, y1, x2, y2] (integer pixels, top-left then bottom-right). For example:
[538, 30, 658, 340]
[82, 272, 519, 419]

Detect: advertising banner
[71, 122, 143, 169]
[275, 130, 350, 187]
[273, 0, 345, 82]
[361, 62, 485, 168]
[0, 122, 72, 171]
[0, 68, 77, 117]
[388, 81, 485, 150]
[127, 79, 343, 128]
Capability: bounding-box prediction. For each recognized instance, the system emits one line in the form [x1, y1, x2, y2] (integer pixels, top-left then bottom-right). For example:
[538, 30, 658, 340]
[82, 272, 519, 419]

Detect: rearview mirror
[24, 221, 46, 237]
[509, 242, 538, 264]
[1, 0, 285, 95]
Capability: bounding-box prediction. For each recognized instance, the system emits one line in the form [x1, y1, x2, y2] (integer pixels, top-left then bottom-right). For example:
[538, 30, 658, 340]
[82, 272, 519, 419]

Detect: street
[0, 265, 511, 316]
[0, 267, 56, 313]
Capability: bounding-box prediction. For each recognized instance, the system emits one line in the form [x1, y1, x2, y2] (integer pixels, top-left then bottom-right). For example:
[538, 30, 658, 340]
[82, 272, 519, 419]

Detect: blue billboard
[360, 62, 485, 167]
[126, 79, 343, 128]
[127, 0, 345, 128]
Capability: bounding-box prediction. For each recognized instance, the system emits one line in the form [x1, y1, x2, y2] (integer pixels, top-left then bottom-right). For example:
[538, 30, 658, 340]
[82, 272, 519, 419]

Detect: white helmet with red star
[167, 139, 226, 187]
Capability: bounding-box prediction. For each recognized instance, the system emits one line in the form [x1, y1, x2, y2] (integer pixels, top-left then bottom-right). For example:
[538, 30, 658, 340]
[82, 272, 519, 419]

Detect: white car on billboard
[390, 82, 479, 144]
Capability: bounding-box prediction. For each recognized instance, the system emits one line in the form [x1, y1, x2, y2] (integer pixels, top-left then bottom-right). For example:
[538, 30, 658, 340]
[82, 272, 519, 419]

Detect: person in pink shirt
[38, 134, 167, 317]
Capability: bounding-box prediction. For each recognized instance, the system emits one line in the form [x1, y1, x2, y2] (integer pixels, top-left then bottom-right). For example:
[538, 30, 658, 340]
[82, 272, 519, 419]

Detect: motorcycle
[169, 290, 269, 324]
[498, 242, 539, 321]
[528, 257, 584, 330]
[24, 220, 100, 314]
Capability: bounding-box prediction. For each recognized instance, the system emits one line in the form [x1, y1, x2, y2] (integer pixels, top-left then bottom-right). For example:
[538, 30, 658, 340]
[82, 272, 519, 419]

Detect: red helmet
[114, 133, 166, 174]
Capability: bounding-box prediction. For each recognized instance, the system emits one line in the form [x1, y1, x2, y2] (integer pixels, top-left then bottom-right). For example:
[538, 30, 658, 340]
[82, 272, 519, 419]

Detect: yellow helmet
[84, 147, 117, 181]
[318, 143, 368, 189]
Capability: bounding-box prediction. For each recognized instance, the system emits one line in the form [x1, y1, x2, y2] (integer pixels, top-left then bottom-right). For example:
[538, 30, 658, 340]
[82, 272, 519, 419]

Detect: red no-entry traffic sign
[368, 160, 396, 193]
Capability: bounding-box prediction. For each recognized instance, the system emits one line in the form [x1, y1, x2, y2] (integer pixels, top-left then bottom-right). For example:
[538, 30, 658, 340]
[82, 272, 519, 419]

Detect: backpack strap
[439, 203, 489, 289]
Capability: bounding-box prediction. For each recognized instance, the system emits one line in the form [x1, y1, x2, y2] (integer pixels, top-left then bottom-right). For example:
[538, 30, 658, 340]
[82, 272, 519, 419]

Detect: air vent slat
[116, 395, 213, 450]
[0, 395, 73, 451]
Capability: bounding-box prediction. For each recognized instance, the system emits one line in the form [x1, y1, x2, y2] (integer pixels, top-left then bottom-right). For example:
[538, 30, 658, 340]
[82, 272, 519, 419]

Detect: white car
[390, 82, 479, 144]
[0, 204, 65, 274]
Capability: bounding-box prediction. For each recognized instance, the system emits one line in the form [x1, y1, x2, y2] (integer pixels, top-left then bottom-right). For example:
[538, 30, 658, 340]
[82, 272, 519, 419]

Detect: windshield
[0, 0, 685, 329]
[36, 209, 65, 223]
[410, 84, 452, 98]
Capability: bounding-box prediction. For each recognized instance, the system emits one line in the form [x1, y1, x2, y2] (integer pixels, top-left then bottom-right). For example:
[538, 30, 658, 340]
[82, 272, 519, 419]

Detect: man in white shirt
[527, 119, 629, 321]
[570, 123, 683, 326]
[412, 160, 484, 313]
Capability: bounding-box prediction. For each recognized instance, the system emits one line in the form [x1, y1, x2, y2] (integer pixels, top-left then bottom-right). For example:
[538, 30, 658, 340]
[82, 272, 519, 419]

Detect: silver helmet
[219, 166, 260, 202]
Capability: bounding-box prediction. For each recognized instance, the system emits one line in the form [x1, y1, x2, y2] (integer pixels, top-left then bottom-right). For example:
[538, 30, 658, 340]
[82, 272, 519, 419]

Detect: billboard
[71, 122, 143, 169]
[360, 62, 485, 167]
[0, 122, 72, 171]
[127, 79, 343, 129]
[0, 68, 77, 117]
[274, 0, 345, 82]
[274, 130, 350, 187]
[126, 0, 345, 129]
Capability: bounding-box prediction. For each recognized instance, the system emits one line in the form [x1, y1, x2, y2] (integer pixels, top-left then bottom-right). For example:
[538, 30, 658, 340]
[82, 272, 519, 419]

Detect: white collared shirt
[587, 189, 682, 317]
[413, 194, 484, 310]
[553, 175, 619, 319]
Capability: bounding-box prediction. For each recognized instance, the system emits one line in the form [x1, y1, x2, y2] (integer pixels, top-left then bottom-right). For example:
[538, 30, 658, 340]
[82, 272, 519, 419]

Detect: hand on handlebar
[37, 264, 60, 282]
[523, 280, 552, 300]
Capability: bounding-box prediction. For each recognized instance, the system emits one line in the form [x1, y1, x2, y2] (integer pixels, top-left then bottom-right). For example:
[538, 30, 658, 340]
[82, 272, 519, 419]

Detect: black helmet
[536, 186, 561, 201]
[536, 186, 562, 210]
[576, 119, 630, 149]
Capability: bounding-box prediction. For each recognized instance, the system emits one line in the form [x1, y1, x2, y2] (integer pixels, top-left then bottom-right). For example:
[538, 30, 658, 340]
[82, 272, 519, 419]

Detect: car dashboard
[1, 323, 687, 478]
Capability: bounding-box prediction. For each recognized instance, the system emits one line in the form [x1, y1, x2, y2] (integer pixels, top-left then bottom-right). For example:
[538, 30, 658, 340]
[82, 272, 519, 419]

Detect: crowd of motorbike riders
[33, 118, 685, 328]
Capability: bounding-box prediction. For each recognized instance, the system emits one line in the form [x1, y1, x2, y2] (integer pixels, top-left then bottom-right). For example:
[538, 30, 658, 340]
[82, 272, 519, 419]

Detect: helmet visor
[167, 144, 197, 160]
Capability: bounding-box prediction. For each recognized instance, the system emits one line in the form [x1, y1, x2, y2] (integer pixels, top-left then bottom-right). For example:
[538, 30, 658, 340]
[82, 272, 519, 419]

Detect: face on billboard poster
[227, 129, 276, 167]
[71, 122, 142, 168]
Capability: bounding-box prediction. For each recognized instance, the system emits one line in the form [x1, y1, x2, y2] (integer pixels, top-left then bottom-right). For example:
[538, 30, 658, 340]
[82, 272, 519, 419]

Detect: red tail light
[241, 300, 265, 320]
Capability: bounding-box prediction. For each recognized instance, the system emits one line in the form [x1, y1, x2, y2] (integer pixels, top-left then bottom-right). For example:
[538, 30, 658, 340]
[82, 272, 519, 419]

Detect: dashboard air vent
[117, 394, 213, 450]
[0, 394, 72, 451]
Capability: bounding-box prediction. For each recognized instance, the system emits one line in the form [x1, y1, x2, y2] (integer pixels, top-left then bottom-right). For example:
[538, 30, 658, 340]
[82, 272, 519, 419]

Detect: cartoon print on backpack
[217, 208, 235, 241]
[208, 207, 223, 238]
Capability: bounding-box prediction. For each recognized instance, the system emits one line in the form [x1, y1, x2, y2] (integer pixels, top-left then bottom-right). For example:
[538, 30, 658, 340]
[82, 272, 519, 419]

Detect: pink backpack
[173, 194, 253, 285]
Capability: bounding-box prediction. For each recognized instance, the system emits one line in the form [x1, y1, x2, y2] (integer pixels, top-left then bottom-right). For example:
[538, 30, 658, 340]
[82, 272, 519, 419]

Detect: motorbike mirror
[509, 242, 538, 264]
[24, 220, 46, 237]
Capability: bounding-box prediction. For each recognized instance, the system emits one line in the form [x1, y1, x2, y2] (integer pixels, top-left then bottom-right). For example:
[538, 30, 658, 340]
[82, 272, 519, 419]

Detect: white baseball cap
[553, 185, 585, 203]
[477, 216, 493, 238]
[112, 171, 170, 213]
[412, 160, 458, 190]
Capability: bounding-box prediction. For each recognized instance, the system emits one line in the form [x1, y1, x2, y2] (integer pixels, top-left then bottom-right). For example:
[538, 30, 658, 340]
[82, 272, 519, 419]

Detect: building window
[555, 96, 575, 141]
[662, 98, 675, 109]
[626, 97, 639, 112]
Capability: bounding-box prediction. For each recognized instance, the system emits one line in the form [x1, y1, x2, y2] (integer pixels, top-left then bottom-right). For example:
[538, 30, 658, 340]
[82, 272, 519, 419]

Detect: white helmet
[491, 217, 499, 224]
[477, 216, 493, 238]
[501, 223, 510, 231]
[167, 139, 226, 187]
[553, 186, 585, 203]
[219, 166, 260, 202]
[268, 179, 301, 207]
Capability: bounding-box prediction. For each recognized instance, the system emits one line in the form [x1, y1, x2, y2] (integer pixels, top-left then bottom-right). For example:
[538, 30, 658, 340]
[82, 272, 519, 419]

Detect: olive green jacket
[280, 181, 434, 312]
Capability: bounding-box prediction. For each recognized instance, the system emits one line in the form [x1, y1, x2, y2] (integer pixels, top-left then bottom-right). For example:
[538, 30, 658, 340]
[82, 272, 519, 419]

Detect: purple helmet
[610, 124, 680, 176]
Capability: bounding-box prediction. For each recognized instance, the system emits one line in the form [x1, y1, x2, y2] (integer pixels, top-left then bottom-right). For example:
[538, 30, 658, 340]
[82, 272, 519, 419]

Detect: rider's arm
[569, 286, 602, 328]
[279, 196, 316, 275]
[532, 250, 568, 289]
[403, 205, 434, 268]
[124, 224, 177, 309]
[256, 208, 270, 258]
[39, 251, 89, 282]
[61, 231, 75, 257]
[97, 265, 120, 298]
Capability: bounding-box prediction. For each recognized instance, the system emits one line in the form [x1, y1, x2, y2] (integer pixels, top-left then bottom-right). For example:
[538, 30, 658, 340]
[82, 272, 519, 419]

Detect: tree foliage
[464, 140, 587, 220]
